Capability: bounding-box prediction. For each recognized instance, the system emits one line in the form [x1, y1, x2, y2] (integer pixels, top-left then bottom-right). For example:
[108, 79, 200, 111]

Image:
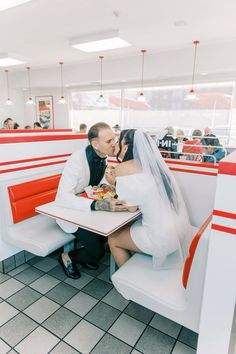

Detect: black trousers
[69, 228, 106, 264]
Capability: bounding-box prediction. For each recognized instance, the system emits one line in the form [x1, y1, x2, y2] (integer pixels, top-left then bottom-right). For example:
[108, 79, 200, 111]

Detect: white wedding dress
[116, 173, 183, 263]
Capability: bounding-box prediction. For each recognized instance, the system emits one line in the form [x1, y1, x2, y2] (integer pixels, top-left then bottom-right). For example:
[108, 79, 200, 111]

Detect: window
[70, 89, 122, 131]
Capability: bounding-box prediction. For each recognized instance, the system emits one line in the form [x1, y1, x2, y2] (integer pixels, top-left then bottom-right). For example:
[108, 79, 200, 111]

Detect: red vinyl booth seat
[182, 214, 212, 288]
[8, 174, 61, 223]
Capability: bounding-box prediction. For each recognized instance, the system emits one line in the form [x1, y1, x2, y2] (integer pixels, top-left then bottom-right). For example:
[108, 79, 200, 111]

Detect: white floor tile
[15, 326, 59, 354]
[64, 272, 93, 290]
[23, 296, 60, 323]
[0, 338, 11, 354]
[64, 291, 98, 317]
[0, 302, 19, 326]
[64, 319, 104, 354]
[0, 278, 25, 299]
[29, 274, 60, 294]
[109, 313, 146, 346]
[102, 288, 129, 311]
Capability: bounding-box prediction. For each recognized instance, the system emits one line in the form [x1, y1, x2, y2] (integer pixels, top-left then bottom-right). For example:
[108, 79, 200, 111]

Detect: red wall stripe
[166, 160, 219, 169]
[0, 129, 72, 133]
[169, 167, 218, 176]
[0, 154, 71, 167]
[213, 210, 236, 220]
[0, 134, 87, 144]
[211, 224, 236, 235]
[0, 160, 67, 174]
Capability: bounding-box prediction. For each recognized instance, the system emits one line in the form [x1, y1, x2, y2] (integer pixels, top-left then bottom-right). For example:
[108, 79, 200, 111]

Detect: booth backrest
[8, 174, 61, 223]
[182, 214, 212, 288]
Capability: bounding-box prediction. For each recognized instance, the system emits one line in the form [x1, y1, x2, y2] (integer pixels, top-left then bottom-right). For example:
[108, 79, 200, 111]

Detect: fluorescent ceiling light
[0, 53, 25, 67]
[0, 0, 32, 12]
[70, 30, 131, 53]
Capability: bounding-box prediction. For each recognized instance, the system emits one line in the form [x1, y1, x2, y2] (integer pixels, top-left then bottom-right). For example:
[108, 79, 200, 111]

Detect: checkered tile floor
[0, 250, 198, 354]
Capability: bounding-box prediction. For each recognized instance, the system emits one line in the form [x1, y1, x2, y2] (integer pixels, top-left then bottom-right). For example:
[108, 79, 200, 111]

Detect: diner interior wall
[23, 88, 70, 129]
[0, 89, 25, 128]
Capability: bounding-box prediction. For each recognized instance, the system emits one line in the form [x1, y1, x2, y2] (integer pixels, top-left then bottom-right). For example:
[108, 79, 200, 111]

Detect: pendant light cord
[99, 56, 104, 96]
[141, 50, 146, 92]
[59, 62, 64, 97]
[5, 70, 10, 99]
[26, 67, 32, 98]
[191, 41, 199, 90]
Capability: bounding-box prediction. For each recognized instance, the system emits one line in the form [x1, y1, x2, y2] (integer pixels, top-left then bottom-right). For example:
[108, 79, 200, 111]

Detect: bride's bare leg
[108, 225, 140, 267]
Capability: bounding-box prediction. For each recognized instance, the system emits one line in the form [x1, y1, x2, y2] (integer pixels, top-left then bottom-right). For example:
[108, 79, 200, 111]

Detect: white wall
[0, 88, 25, 128]
[23, 88, 70, 128]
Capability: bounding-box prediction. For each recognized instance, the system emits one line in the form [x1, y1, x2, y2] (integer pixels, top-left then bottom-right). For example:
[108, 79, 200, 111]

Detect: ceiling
[1, 0, 236, 71]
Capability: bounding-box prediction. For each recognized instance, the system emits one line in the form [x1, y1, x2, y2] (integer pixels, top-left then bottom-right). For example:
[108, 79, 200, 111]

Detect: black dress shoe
[58, 255, 81, 279]
[79, 261, 99, 270]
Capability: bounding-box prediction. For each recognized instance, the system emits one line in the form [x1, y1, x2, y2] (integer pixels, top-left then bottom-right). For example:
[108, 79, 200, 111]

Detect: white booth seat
[112, 219, 212, 333]
[7, 214, 74, 257]
[1, 174, 74, 258]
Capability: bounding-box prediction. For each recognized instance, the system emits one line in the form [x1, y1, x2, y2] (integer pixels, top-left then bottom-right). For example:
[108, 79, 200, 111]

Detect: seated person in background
[33, 122, 42, 129]
[78, 123, 87, 134]
[176, 129, 188, 144]
[158, 126, 177, 159]
[14, 122, 20, 129]
[2, 117, 14, 129]
[202, 127, 220, 147]
[176, 129, 188, 158]
[182, 129, 203, 161]
[203, 137, 226, 163]
[107, 129, 190, 268]
[24, 125, 32, 129]
[113, 124, 121, 142]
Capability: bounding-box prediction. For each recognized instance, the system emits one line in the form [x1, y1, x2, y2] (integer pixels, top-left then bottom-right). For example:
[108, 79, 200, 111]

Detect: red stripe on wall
[0, 129, 72, 133]
[0, 160, 67, 174]
[166, 160, 219, 169]
[169, 167, 218, 176]
[0, 154, 71, 167]
[211, 224, 236, 235]
[213, 210, 236, 220]
[0, 134, 87, 144]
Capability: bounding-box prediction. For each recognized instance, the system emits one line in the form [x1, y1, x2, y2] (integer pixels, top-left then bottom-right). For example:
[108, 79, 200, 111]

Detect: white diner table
[36, 201, 141, 275]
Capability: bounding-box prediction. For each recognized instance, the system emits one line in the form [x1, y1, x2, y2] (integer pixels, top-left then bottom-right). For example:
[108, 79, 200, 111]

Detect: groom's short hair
[88, 122, 111, 142]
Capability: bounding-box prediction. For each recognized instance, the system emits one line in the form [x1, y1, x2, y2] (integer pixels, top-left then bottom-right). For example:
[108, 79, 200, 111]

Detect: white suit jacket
[56, 147, 95, 233]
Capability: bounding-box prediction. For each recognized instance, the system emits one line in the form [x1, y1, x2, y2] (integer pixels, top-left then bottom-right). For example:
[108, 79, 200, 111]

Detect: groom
[56, 122, 127, 278]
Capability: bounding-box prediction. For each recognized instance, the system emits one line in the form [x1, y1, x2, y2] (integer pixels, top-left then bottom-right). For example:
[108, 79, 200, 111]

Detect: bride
[107, 129, 190, 268]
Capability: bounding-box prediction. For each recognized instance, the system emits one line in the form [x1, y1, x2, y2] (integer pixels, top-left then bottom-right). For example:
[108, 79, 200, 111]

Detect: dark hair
[14, 122, 20, 129]
[80, 123, 87, 130]
[3, 117, 13, 124]
[88, 122, 111, 142]
[33, 122, 41, 128]
[192, 129, 202, 138]
[202, 134, 220, 147]
[117, 129, 136, 162]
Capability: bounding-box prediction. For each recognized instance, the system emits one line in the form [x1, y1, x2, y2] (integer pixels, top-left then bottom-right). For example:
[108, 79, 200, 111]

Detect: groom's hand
[95, 199, 127, 212]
